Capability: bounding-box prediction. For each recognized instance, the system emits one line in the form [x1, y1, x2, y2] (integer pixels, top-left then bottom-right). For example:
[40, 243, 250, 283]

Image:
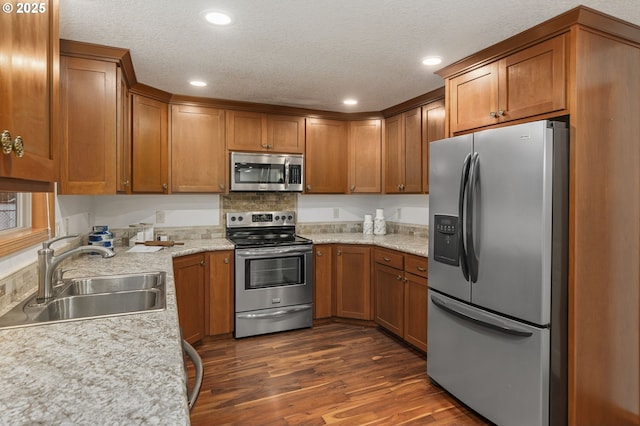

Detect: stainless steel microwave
[230, 152, 304, 192]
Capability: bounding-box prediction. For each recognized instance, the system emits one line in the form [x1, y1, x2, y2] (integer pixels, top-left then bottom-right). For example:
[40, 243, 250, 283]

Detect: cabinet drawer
[405, 255, 428, 278]
[374, 249, 403, 269]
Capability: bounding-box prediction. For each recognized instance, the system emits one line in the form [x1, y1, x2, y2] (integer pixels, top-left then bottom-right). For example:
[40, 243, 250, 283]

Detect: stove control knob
[275, 216, 280, 221]
[230, 216, 236, 222]
[287, 215, 293, 220]
[238, 217, 243, 222]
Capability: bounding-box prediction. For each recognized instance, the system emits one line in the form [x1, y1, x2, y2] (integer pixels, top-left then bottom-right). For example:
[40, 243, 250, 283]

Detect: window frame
[0, 192, 54, 257]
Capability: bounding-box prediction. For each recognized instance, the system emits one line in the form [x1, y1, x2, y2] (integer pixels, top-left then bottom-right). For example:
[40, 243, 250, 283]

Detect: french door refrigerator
[427, 119, 568, 426]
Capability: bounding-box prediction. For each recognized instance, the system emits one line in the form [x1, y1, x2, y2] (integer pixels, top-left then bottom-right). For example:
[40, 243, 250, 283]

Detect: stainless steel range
[226, 211, 313, 338]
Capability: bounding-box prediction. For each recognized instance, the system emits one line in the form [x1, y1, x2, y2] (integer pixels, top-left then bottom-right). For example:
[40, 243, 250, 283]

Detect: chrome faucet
[37, 235, 116, 303]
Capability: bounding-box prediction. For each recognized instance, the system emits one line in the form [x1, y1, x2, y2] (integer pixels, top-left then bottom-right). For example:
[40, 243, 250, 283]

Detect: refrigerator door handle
[458, 153, 472, 281]
[431, 294, 533, 337]
[466, 152, 480, 283]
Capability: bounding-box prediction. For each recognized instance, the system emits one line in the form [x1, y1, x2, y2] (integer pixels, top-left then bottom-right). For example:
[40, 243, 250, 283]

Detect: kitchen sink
[0, 271, 166, 329]
[58, 271, 164, 296]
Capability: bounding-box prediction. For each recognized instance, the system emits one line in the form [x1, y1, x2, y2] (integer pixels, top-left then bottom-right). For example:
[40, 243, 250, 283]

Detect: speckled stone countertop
[0, 237, 233, 426]
[0, 234, 425, 425]
[300, 233, 428, 257]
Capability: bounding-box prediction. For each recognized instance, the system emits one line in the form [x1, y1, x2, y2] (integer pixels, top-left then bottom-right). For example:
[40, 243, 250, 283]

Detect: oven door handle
[236, 304, 312, 319]
[236, 246, 312, 257]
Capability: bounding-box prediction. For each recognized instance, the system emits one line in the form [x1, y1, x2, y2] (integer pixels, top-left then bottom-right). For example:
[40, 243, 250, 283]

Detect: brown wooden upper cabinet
[384, 107, 422, 193]
[348, 120, 382, 193]
[421, 100, 446, 194]
[171, 105, 226, 193]
[305, 118, 348, 193]
[131, 94, 169, 193]
[116, 68, 132, 193]
[226, 110, 305, 154]
[59, 56, 117, 194]
[448, 35, 566, 134]
[0, 0, 58, 186]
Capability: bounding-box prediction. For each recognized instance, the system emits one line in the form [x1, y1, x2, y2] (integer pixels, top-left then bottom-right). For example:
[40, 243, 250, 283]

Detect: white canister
[375, 208, 384, 219]
[363, 215, 373, 235]
[374, 216, 386, 235]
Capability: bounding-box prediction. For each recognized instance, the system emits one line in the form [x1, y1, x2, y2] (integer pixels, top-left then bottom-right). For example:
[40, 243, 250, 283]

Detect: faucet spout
[37, 237, 115, 303]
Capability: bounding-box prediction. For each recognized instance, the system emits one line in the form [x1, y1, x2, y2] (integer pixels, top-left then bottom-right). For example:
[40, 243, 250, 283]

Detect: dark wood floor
[187, 323, 489, 425]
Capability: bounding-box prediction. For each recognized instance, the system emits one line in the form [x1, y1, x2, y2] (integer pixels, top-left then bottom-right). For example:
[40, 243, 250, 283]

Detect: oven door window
[245, 255, 304, 289]
[234, 162, 285, 184]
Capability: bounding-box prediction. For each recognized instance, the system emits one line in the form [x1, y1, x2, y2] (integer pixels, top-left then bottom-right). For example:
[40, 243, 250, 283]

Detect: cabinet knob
[337, 250, 342, 256]
[123, 180, 129, 186]
[2, 131, 13, 154]
[223, 258, 229, 264]
[162, 183, 168, 190]
[350, 185, 355, 192]
[490, 111, 497, 118]
[200, 260, 205, 266]
[219, 183, 225, 190]
[396, 275, 403, 281]
[316, 251, 323, 257]
[306, 184, 311, 191]
[267, 144, 273, 149]
[497, 109, 505, 117]
[403, 277, 408, 282]
[12, 136, 24, 158]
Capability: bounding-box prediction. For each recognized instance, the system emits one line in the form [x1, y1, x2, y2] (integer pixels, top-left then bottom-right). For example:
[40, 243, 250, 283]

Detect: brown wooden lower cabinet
[174, 250, 235, 343]
[173, 253, 206, 344]
[373, 247, 428, 352]
[207, 250, 234, 335]
[334, 245, 372, 320]
[313, 245, 333, 319]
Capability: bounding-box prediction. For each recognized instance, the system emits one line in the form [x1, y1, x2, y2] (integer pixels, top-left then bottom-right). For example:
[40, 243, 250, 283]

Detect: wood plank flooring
[187, 323, 489, 425]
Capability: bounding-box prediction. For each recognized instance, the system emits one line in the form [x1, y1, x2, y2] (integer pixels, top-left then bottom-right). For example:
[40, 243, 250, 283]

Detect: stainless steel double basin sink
[0, 271, 166, 329]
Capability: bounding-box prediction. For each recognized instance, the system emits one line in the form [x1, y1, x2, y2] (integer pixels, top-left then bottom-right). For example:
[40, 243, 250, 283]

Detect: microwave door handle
[284, 158, 290, 189]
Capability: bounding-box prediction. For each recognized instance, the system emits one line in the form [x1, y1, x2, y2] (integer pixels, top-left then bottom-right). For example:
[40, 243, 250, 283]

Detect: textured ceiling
[59, 0, 640, 113]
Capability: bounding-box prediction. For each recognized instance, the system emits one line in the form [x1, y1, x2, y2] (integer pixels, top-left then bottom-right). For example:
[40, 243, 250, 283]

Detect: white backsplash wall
[297, 193, 428, 225]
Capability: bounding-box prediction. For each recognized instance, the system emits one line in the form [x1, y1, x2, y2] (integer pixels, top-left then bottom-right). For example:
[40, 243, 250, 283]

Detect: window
[0, 192, 31, 233]
[0, 192, 53, 257]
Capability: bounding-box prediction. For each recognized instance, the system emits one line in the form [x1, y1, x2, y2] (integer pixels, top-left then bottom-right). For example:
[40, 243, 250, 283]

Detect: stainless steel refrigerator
[427, 119, 568, 426]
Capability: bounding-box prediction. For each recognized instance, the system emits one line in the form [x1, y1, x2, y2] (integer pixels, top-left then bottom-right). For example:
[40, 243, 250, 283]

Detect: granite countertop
[300, 233, 428, 257]
[0, 237, 233, 426]
[0, 234, 424, 424]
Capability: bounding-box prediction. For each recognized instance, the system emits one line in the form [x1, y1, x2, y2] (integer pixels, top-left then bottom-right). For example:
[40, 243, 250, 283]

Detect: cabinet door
[374, 263, 404, 337]
[403, 107, 422, 193]
[384, 114, 404, 193]
[348, 120, 381, 193]
[404, 272, 428, 352]
[59, 56, 116, 194]
[208, 250, 234, 335]
[448, 62, 499, 134]
[0, 0, 57, 184]
[171, 105, 226, 193]
[421, 100, 445, 194]
[268, 115, 305, 153]
[498, 35, 566, 123]
[116, 67, 131, 193]
[335, 245, 371, 320]
[313, 244, 333, 319]
[132, 94, 168, 193]
[226, 110, 266, 151]
[174, 253, 206, 344]
[305, 118, 348, 193]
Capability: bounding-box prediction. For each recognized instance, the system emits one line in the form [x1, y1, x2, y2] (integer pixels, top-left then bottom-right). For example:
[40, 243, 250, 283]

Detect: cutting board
[135, 240, 185, 247]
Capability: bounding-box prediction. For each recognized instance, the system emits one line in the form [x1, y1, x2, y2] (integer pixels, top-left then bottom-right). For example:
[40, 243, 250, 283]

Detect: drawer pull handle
[416, 266, 427, 272]
[383, 257, 391, 262]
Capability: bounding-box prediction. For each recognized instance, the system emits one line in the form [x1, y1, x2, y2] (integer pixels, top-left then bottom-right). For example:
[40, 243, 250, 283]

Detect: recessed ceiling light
[189, 80, 207, 87]
[422, 57, 442, 66]
[204, 12, 232, 26]
[343, 99, 358, 105]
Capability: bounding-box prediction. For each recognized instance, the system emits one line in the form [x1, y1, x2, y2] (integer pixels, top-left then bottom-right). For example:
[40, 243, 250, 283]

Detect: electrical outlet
[333, 208, 339, 219]
[156, 210, 165, 223]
